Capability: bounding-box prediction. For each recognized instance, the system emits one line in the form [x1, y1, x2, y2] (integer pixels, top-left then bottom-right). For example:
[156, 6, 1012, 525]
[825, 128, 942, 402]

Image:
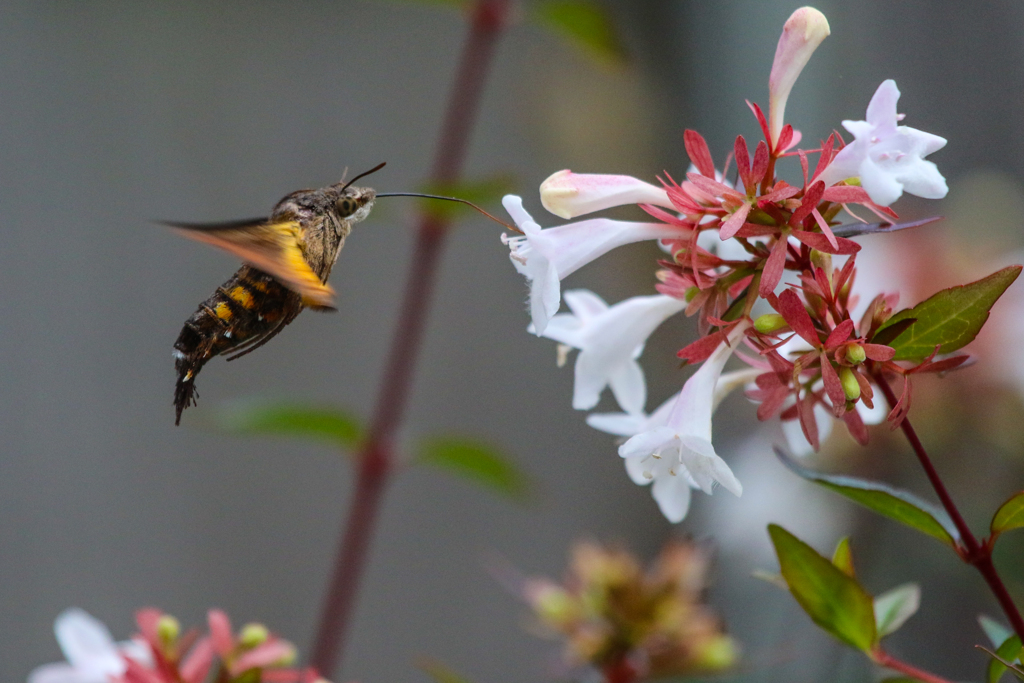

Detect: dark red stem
[309, 1, 511, 676]
[873, 371, 1024, 642]
[873, 650, 954, 683]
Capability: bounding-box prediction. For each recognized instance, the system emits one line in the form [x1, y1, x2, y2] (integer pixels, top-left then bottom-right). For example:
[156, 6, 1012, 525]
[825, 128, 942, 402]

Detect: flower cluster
[501, 7, 951, 522]
[29, 608, 326, 683]
[521, 540, 737, 679]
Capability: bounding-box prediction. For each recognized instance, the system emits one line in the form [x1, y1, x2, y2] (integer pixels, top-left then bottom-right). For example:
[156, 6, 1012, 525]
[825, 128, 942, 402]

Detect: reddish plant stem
[309, 1, 511, 676]
[873, 371, 1024, 641]
[873, 650, 954, 683]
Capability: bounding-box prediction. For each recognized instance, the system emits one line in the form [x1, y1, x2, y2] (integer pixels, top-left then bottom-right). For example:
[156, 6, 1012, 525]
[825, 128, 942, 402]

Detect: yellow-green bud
[810, 249, 833, 284]
[754, 313, 788, 334]
[238, 623, 270, 648]
[685, 286, 700, 302]
[839, 366, 860, 401]
[156, 615, 180, 646]
[845, 344, 866, 364]
[694, 635, 740, 670]
[274, 644, 297, 667]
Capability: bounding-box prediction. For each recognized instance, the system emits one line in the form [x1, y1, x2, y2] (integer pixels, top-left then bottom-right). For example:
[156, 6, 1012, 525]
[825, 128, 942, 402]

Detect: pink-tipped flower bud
[768, 7, 830, 147]
[540, 170, 671, 219]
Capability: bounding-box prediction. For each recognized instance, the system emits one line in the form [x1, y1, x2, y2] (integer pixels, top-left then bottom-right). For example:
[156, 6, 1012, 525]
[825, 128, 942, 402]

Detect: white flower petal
[623, 454, 652, 485]
[651, 472, 693, 523]
[540, 170, 673, 219]
[587, 412, 648, 436]
[562, 289, 608, 320]
[619, 427, 676, 459]
[54, 609, 123, 675]
[608, 360, 646, 416]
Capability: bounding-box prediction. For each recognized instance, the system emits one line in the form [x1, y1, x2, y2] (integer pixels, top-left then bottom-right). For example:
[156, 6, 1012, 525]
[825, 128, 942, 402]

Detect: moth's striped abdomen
[173, 266, 302, 425]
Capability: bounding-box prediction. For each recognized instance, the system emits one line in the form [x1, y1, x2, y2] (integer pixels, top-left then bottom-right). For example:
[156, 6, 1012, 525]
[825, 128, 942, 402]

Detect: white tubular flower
[537, 290, 686, 414]
[502, 195, 685, 335]
[818, 79, 948, 206]
[768, 7, 830, 147]
[539, 170, 674, 219]
[618, 321, 751, 522]
[28, 609, 149, 683]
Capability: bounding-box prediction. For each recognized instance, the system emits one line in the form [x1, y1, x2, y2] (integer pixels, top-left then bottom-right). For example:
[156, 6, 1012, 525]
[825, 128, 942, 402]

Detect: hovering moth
[168, 164, 386, 425]
[167, 163, 514, 425]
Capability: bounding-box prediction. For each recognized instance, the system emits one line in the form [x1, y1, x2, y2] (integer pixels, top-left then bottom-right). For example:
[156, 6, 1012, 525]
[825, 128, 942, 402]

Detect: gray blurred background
[3, 1, 1024, 681]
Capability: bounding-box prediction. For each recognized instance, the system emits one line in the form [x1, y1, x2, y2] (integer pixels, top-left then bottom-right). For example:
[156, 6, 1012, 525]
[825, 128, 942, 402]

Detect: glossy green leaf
[776, 447, 959, 548]
[215, 400, 362, 448]
[992, 491, 1024, 535]
[873, 266, 1022, 361]
[981, 615, 1014, 650]
[417, 436, 531, 501]
[983, 634, 1024, 683]
[832, 537, 855, 578]
[874, 583, 920, 637]
[530, 0, 626, 65]
[769, 524, 877, 651]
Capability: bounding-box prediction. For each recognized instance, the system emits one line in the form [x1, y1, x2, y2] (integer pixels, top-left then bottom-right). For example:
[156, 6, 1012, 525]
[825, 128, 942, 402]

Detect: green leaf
[416, 436, 531, 501]
[874, 583, 920, 637]
[420, 175, 516, 222]
[981, 615, 1015, 649]
[873, 266, 1022, 361]
[768, 524, 878, 651]
[832, 537, 855, 578]
[982, 634, 1024, 683]
[417, 658, 475, 683]
[214, 400, 362, 448]
[775, 447, 960, 548]
[992, 491, 1024, 535]
[530, 0, 626, 65]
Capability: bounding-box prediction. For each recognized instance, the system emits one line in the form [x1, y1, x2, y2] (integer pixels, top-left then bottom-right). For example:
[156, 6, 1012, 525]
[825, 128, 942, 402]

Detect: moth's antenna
[342, 162, 387, 191]
[376, 192, 520, 232]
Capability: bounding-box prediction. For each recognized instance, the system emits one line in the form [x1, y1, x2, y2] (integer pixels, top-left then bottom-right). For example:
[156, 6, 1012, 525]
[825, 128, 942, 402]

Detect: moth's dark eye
[336, 197, 358, 217]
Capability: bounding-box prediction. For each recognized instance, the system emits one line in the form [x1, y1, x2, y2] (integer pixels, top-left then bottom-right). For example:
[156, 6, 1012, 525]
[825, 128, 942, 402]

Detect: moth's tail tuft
[173, 328, 207, 426]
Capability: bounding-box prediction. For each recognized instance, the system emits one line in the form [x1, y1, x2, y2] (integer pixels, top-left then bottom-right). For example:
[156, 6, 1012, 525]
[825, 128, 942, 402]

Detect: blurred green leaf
[832, 537, 855, 578]
[874, 583, 920, 637]
[769, 524, 877, 652]
[982, 615, 1015, 649]
[530, 0, 626, 65]
[873, 266, 1022, 361]
[420, 175, 516, 222]
[992, 491, 1024, 536]
[417, 436, 531, 501]
[418, 658, 475, 683]
[776, 447, 959, 548]
[751, 569, 787, 590]
[983, 634, 1024, 683]
[215, 400, 362, 448]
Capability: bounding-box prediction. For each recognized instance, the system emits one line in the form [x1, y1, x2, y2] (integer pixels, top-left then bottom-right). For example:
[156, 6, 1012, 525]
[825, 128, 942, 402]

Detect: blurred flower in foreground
[522, 540, 737, 682]
[28, 608, 149, 683]
[30, 607, 327, 683]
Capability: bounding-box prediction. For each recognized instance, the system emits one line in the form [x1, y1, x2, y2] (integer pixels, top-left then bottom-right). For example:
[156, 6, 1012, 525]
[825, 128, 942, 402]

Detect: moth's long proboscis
[376, 192, 520, 233]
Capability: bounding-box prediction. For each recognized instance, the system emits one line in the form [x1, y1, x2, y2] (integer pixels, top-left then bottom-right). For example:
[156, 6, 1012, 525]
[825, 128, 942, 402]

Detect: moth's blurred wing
[165, 218, 335, 308]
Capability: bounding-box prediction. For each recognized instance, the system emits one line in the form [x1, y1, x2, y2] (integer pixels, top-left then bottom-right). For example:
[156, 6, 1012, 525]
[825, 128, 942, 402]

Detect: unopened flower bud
[754, 313, 788, 334]
[810, 249, 832, 284]
[526, 580, 577, 626]
[156, 614, 180, 646]
[540, 170, 671, 219]
[768, 7, 830, 147]
[239, 623, 270, 648]
[694, 635, 740, 670]
[845, 344, 866, 365]
[839, 366, 860, 401]
[274, 644, 298, 667]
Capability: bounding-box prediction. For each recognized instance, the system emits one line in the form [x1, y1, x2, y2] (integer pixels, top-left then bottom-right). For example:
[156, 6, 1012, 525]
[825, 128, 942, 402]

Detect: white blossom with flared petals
[818, 80, 947, 206]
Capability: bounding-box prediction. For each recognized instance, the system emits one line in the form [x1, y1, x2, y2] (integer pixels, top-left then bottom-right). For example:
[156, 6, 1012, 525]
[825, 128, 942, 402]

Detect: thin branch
[309, 1, 512, 675]
[874, 649, 955, 683]
[872, 370, 1024, 642]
